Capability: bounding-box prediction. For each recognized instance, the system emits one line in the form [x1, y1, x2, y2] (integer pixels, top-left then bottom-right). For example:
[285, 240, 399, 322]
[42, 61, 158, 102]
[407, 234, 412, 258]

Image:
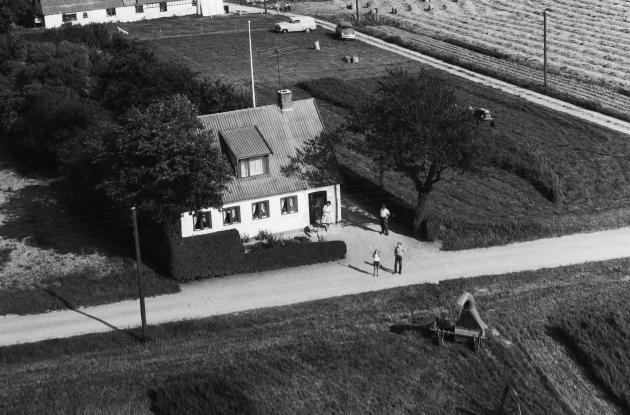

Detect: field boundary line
[311, 18, 630, 137]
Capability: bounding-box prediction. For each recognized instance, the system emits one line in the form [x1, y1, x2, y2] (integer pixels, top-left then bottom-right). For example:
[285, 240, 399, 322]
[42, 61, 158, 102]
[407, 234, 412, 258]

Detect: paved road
[3, 223, 630, 347]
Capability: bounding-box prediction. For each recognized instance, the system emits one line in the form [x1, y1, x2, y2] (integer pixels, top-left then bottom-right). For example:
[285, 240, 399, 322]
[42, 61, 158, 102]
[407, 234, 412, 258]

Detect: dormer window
[219, 126, 272, 179]
[238, 156, 268, 178]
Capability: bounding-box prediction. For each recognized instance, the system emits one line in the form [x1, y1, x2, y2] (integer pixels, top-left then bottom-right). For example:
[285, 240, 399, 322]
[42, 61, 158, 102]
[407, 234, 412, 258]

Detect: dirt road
[2, 222, 630, 346]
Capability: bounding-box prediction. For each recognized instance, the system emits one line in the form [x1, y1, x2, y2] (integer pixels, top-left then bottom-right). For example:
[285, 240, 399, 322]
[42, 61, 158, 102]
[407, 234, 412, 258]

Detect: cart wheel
[438, 329, 445, 346]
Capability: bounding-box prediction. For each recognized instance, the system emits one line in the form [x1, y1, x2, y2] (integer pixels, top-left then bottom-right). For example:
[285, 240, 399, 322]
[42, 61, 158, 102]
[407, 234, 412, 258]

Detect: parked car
[274, 16, 317, 33]
[335, 21, 356, 40]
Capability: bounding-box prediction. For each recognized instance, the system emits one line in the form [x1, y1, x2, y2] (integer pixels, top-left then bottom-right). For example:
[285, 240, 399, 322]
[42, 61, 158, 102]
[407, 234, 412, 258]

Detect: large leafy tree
[281, 130, 341, 187]
[350, 68, 483, 235]
[99, 94, 232, 224]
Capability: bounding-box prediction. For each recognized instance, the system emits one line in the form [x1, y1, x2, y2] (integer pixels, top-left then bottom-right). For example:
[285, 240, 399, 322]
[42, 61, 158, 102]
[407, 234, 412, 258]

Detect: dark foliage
[97, 38, 198, 114]
[243, 240, 346, 273]
[149, 372, 260, 415]
[143, 225, 245, 281]
[350, 68, 484, 234]
[0, 0, 31, 33]
[98, 95, 232, 224]
[281, 130, 342, 187]
[195, 78, 249, 115]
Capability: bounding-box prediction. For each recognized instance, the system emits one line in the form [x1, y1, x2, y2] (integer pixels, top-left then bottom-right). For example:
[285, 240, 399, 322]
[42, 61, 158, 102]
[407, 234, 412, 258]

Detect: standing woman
[321, 201, 333, 232]
[372, 249, 381, 277]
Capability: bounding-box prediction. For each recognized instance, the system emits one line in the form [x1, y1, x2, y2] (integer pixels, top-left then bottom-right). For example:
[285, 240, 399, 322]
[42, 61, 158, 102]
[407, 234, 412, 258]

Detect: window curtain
[249, 158, 264, 176]
[239, 160, 248, 178]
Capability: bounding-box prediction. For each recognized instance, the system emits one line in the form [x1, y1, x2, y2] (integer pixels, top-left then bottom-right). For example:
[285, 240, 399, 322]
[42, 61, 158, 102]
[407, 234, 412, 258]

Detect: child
[372, 249, 381, 277]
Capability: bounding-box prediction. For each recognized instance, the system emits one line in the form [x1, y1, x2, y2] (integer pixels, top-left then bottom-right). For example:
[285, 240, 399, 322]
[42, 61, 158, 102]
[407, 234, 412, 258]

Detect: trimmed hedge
[142, 221, 346, 281]
[141, 223, 245, 281]
[243, 241, 347, 273]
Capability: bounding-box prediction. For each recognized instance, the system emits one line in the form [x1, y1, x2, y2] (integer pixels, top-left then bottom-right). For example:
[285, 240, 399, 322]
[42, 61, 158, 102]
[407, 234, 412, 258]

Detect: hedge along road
[3, 222, 630, 347]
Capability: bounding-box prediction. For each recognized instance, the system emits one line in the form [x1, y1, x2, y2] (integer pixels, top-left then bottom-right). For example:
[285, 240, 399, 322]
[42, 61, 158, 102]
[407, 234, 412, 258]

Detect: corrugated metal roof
[198, 99, 328, 204]
[41, 0, 126, 15]
[220, 126, 271, 159]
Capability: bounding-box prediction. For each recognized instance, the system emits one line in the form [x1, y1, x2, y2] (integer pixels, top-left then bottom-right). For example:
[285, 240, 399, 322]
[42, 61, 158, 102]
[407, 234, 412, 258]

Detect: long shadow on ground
[0, 181, 133, 257]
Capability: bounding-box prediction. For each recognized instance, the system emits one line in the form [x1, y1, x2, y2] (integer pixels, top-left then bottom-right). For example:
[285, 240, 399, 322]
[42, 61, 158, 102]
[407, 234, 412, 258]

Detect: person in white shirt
[379, 203, 390, 235]
[372, 249, 381, 277]
[321, 201, 333, 232]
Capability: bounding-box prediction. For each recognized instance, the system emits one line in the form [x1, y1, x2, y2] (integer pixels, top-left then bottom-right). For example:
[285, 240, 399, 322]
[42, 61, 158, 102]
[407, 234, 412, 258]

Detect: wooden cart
[428, 292, 487, 351]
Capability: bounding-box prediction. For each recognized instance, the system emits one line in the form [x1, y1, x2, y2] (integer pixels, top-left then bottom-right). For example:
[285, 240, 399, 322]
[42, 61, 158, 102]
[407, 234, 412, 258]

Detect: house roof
[40, 0, 155, 15]
[198, 98, 327, 204]
[220, 126, 271, 159]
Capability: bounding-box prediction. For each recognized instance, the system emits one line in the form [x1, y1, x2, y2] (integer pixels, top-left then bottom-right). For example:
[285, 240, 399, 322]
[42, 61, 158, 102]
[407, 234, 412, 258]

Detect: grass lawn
[2, 258, 630, 414]
[137, 15, 630, 249]
[0, 156, 179, 316]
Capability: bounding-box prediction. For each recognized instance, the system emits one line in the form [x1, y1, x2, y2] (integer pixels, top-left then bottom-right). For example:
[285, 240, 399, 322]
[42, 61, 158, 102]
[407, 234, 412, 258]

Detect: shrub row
[143, 223, 347, 281]
[243, 240, 347, 273]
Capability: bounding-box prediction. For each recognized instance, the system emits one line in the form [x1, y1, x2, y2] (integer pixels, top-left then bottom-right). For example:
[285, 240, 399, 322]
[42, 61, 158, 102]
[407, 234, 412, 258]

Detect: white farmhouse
[34, 0, 224, 29]
[180, 90, 341, 239]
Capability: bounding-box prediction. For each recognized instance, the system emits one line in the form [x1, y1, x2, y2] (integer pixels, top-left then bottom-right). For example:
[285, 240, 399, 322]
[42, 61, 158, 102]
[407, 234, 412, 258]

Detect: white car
[274, 16, 317, 33]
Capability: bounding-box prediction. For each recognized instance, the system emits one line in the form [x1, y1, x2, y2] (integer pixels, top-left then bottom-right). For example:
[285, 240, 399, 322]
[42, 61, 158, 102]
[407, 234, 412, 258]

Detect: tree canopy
[350, 68, 483, 234]
[99, 95, 232, 224]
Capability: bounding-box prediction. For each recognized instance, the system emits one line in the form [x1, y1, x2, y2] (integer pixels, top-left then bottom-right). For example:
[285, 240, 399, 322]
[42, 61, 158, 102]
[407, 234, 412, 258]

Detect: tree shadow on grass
[0, 181, 133, 257]
[42, 288, 144, 342]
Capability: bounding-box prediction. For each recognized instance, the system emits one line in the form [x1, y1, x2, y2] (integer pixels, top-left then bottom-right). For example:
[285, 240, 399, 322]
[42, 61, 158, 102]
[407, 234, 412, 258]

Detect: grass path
[3, 214, 630, 346]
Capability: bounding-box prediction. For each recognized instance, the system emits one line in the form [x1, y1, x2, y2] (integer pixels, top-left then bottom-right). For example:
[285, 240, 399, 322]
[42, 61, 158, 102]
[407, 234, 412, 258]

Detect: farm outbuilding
[34, 0, 224, 28]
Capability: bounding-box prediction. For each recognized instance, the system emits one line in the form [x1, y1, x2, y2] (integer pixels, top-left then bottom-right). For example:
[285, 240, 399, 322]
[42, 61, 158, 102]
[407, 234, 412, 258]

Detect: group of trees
[0, 25, 247, 225]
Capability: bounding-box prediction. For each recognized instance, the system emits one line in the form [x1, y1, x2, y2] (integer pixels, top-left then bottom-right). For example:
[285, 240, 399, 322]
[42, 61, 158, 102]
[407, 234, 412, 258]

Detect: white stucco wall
[181, 185, 341, 238]
[43, 0, 224, 28]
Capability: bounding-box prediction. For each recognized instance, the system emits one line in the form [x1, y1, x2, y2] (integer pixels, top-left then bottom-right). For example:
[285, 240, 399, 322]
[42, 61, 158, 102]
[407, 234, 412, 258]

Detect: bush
[142, 223, 245, 281]
[243, 241, 347, 273]
[297, 78, 371, 110]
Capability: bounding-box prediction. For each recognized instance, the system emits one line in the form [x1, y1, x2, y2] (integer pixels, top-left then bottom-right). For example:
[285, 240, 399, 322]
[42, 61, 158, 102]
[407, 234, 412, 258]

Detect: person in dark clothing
[394, 242, 405, 274]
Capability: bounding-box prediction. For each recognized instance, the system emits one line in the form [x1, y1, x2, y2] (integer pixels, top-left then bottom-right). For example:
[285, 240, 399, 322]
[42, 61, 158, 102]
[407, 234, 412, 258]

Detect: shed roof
[40, 0, 156, 15]
[198, 98, 328, 204]
[220, 126, 271, 159]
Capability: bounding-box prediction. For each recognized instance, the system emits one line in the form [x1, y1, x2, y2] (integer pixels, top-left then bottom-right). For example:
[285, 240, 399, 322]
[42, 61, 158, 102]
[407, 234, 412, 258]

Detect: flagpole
[248, 20, 256, 108]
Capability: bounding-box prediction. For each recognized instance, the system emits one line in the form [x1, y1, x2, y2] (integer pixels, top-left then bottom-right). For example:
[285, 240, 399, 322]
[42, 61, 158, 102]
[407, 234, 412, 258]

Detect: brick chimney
[277, 89, 293, 112]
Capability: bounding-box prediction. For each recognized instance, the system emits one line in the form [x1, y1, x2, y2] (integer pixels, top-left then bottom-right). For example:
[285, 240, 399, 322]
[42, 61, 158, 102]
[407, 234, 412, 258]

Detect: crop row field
[363, 25, 630, 120]
[296, 0, 630, 91]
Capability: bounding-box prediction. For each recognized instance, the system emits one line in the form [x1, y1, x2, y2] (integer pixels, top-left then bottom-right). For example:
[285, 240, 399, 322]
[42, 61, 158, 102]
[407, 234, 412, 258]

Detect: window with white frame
[238, 156, 268, 178]
[135, 5, 144, 13]
[252, 201, 269, 220]
[106, 8, 116, 16]
[280, 196, 298, 215]
[223, 206, 241, 225]
[62, 13, 77, 22]
[193, 211, 211, 231]
[160, 2, 167, 11]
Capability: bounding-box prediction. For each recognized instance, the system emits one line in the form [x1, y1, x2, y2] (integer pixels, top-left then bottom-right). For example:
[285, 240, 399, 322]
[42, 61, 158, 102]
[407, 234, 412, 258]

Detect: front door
[308, 191, 327, 225]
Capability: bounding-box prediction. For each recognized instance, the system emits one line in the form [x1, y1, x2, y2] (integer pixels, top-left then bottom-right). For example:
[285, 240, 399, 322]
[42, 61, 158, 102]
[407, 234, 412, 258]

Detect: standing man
[379, 203, 390, 235]
[394, 242, 405, 275]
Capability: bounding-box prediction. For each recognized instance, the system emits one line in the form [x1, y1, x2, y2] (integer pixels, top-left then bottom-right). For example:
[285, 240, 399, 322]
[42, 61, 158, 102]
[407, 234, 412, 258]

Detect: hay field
[296, 0, 630, 90]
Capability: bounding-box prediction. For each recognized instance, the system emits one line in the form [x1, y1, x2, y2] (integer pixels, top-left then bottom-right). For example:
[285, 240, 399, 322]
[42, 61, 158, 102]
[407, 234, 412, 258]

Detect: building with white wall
[180, 90, 341, 239]
[35, 0, 223, 29]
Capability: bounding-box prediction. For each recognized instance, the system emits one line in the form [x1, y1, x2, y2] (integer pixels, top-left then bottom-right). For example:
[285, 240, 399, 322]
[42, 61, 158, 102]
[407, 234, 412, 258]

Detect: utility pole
[130, 207, 147, 341]
[543, 8, 550, 90]
[248, 20, 256, 108]
[275, 49, 281, 90]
